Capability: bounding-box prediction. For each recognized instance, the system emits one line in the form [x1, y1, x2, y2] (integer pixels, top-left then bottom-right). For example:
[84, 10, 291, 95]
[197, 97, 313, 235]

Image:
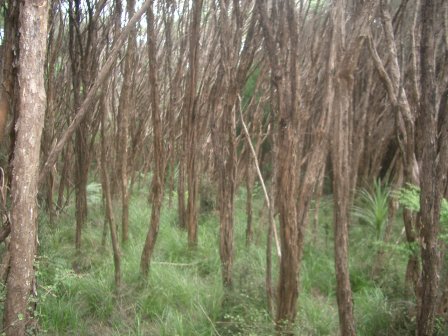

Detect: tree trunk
[42, 2, 59, 224]
[1, 0, 20, 184]
[330, 3, 356, 332]
[100, 96, 121, 289]
[4, 1, 47, 334]
[74, 130, 89, 251]
[331, 84, 356, 336]
[257, 1, 299, 330]
[330, 1, 378, 334]
[117, 0, 136, 244]
[184, 0, 203, 248]
[140, 1, 166, 277]
[416, 0, 447, 334]
[68, 0, 88, 252]
[0, 0, 19, 146]
[212, 0, 256, 288]
[56, 144, 71, 212]
[177, 160, 186, 229]
[245, 165, 254, 246]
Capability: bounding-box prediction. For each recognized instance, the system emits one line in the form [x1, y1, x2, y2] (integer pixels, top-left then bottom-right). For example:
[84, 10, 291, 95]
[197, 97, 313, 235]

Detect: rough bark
[416, 0, 448, 334]
[184, 0, 203, 248]
[257, 1, 301, 330]
[42, 1, 62, 223]
[4, 1, 47, 334]
[116, 0, 136, 243]
[100, 95, 121, 289]
[140, 0, 166, 277]
[0, 0, 19, 146]
[210, 0, 256, 288]
[331, 84, 356, 336]
[1, 0, 20, 185]
[367, 0, 421, 294]
[68, 0, 89, 252]
[330, 1, 379, 334]
[257, 0, 333, 330]
[330, 2, 356, 334]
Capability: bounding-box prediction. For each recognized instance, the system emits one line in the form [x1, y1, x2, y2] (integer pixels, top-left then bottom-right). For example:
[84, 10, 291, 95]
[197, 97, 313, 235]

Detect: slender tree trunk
[68, 0, 88, 252]
[4, 1, 47, 334]
[312, 168, 325, 245]
[184, 0, 203, 248]
[177, 160, 186, 229]
[245, 165, 254, 246]
[257, 1, 299, 330]
[416, 0, 447, 334]
[330, 1, 378, 334]
[1, 0, 20, 183]
[331, 84, 356, 335]
[0, 0, 19, 146]
[56, 144, 71, 212]
[241, 106, 280, 317]
[117, 0, 136, 244]
[140, 1, 166, 277]
[212, 0, 251, 288]
[74, 132, 89, 251]
[42, 3, 58, 224]
[100, 96, 121, 289]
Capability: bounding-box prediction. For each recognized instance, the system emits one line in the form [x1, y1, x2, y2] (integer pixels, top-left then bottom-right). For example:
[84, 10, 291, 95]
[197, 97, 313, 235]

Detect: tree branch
[238, 95, 281, 258]
[39, 0, 152, 184]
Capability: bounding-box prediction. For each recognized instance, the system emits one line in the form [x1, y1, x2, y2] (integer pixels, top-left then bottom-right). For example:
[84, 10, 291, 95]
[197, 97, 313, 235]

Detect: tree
[4, 1, 48, 334]
[116, 0, 137, 243]
[210, 0, 257, 288]
[100, 92, 121, 289]
[416, 0, 448, 333]
[140, 0, 166, 277]
[183, 0, 203, 247]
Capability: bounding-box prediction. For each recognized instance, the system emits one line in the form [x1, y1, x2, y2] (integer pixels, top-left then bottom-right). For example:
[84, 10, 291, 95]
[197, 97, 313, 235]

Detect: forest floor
[13, 180, 438, 335]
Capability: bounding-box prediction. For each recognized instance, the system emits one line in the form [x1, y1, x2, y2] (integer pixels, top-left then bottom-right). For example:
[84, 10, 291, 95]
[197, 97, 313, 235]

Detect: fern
[396, 183, 448, 227]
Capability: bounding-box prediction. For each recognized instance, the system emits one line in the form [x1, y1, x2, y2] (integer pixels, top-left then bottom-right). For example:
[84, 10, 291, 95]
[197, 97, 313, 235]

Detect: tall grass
[34, 180, 418, 335]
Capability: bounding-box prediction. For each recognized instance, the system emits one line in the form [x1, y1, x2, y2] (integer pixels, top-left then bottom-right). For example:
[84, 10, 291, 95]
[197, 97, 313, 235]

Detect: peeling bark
[4, 1, 48, 334]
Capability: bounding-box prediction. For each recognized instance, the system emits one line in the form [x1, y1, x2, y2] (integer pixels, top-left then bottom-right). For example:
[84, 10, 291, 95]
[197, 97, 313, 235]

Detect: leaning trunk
[140, 1, 166, 277]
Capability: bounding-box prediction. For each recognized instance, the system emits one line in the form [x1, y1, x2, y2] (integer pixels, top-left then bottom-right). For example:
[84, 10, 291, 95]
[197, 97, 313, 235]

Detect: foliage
[396, 184, 448, 250]
[32, 184, 426, 335]
[396, 183, 448, 226]
[352, 180, 390, 240]
[86, 182, 103, 206]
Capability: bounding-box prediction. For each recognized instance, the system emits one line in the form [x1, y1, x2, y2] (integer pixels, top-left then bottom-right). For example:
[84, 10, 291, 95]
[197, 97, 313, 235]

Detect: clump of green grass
[352, 179, 390, 241]
[354, 287, 394, 336]
[296, 291, 338, 335]
[34, 178, 424, 335]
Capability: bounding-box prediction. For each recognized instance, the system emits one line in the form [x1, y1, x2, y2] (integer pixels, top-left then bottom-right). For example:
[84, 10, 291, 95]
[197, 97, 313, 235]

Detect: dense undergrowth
[28, 180, 434, 335]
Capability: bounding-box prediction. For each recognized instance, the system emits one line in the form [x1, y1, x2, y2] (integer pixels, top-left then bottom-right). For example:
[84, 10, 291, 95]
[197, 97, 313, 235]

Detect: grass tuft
[34, 182, 418, 335]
